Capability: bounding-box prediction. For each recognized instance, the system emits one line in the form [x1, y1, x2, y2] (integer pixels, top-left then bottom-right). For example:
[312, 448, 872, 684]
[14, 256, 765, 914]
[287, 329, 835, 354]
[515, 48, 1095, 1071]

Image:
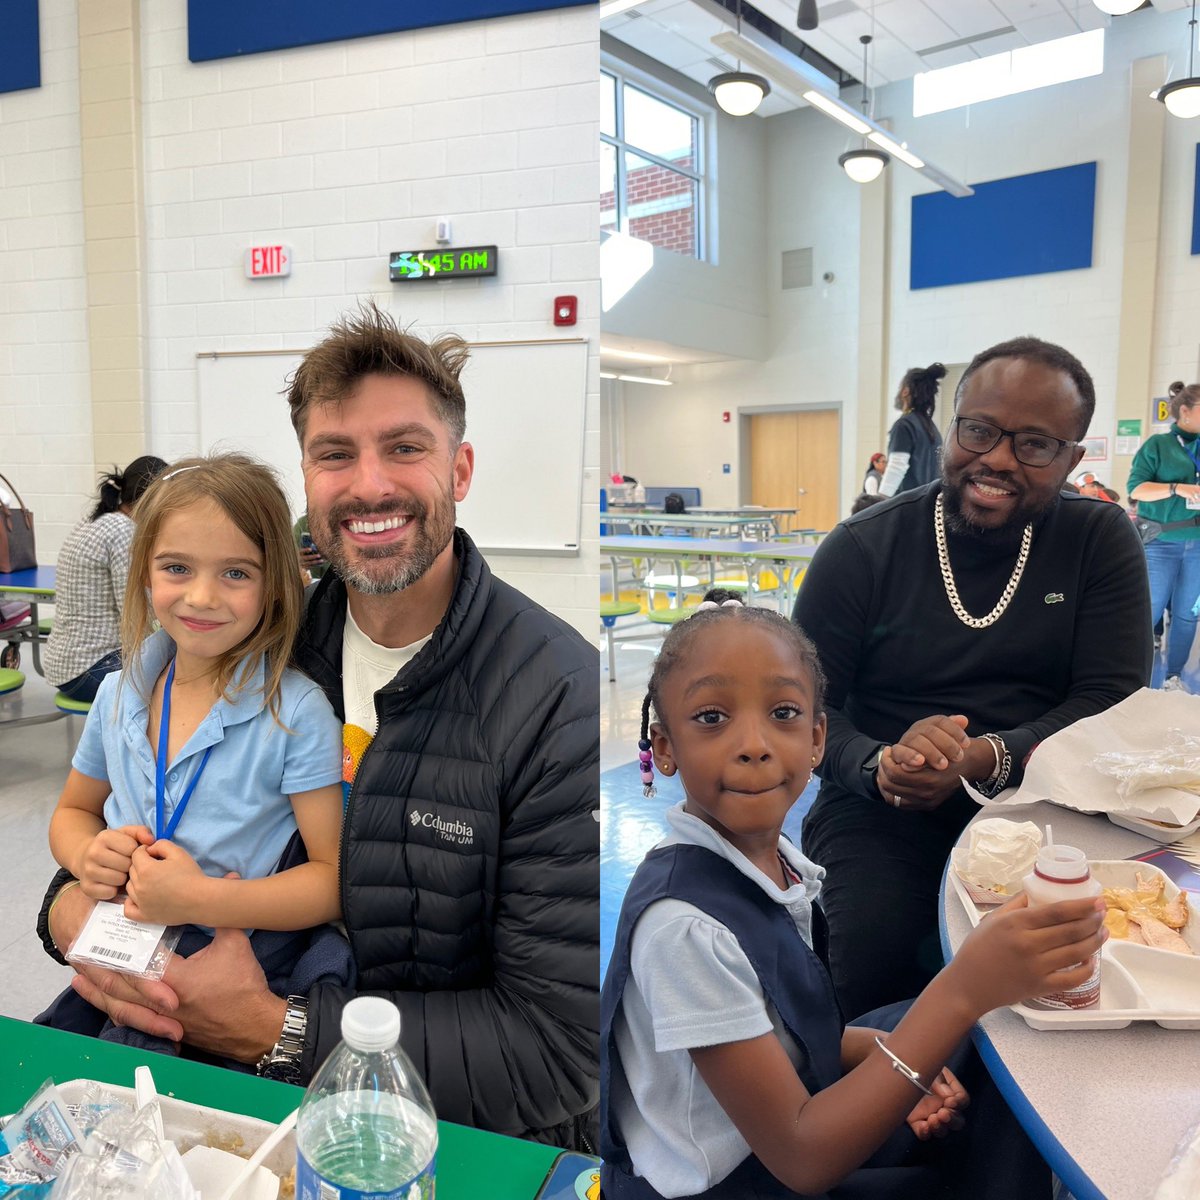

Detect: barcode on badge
[87, 946, 133, 963]
[318, 1184, 339, 1200]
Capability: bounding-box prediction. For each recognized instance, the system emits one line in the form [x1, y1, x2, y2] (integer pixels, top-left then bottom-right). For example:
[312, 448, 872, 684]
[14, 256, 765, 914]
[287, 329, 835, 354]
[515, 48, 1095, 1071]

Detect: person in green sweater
[1127, 382, 1200, 691]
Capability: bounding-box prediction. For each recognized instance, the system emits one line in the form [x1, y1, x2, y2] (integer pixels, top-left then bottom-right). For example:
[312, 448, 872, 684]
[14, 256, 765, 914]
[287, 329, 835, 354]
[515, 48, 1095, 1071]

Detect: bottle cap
[341, 996, 401, 1053]
[1033, 844, 1090, 884]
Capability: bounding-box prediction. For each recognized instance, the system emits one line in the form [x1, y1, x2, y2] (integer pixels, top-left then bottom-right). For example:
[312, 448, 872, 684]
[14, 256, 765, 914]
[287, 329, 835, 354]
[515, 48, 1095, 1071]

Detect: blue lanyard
[155, 659, 212, 842]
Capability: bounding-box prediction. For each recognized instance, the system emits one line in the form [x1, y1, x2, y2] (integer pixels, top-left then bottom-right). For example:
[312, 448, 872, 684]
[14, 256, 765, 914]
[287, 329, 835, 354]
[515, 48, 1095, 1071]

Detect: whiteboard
[196, 338, 588, 555]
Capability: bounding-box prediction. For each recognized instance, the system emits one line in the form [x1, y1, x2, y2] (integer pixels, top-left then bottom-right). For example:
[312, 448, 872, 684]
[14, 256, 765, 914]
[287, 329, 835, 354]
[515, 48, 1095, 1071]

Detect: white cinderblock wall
[0, 0, 91, 532]
[1, 2, 599, 639]
[615, 10, 1200, 514]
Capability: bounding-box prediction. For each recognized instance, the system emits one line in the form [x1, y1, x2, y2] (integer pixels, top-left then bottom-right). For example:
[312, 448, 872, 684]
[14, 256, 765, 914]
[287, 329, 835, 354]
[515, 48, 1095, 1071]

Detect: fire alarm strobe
[553, 296, 577, 326]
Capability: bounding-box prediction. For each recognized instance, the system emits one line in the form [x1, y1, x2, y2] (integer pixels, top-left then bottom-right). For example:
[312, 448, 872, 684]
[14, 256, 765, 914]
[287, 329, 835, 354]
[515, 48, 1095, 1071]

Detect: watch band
[257, 994, 309, 1084]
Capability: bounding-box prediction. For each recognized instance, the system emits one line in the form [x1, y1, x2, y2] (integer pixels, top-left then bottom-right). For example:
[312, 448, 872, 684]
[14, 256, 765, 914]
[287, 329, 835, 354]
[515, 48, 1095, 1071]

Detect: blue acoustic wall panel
[189, 0, 595, 62]
[911, 162, 1096, 291]
[1192, 144, 1200, 256]
[0, 0, 40, 95]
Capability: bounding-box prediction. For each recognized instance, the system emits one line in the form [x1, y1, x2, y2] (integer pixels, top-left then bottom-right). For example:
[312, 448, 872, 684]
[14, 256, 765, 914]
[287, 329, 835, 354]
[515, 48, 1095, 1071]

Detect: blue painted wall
[0, 0, 40, 95]
[911, 162, 1096, 291]
[1192, 144, 1200, 256]
[188, 0, 595, 63]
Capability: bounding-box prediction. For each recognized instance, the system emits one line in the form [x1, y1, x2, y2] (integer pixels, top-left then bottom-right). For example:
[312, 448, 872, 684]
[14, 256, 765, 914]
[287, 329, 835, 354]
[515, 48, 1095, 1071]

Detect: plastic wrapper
[50, 1103, 198, 1200]
[1094, 730, 1200, 801]
[950, 818, 1042, 905]
[64, 898, 183, 981]
[1154, 1109, 1200, 1199]
[0, 1080, 84, 1197]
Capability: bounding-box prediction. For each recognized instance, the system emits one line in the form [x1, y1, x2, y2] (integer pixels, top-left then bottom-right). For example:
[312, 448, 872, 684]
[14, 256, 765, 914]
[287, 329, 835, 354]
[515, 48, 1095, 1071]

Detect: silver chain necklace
[935, 493, 1033, 629]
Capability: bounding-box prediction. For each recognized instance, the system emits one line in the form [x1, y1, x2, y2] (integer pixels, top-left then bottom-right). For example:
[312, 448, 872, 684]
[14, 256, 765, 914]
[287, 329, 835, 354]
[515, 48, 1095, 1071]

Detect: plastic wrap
[1154, 1110, 1200, 1199]
[0, 1080, 84, 1197]
[1093, 731, 1200, 800]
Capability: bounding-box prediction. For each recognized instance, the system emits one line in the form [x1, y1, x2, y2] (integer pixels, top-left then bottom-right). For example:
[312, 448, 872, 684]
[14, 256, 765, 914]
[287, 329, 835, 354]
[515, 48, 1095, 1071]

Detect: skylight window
[913, 29, 1104, 117]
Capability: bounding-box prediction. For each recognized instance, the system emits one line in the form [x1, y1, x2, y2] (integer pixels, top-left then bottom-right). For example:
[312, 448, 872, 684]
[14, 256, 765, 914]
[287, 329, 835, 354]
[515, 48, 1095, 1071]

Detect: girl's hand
[76, 825, 154, 899]
[906, 1067, 968, 1141]
[949, 893, 1108, 1019]
[125, 841, 208, 925]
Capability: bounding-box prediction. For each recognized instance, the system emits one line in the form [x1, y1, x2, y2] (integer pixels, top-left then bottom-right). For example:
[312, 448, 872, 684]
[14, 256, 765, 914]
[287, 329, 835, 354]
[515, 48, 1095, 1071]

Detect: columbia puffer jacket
[293, 530, 599, 1145]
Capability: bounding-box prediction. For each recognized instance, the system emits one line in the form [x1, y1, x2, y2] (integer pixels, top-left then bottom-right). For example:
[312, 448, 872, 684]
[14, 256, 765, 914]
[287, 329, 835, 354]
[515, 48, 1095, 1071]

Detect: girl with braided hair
[601, 589, 1107, 1199]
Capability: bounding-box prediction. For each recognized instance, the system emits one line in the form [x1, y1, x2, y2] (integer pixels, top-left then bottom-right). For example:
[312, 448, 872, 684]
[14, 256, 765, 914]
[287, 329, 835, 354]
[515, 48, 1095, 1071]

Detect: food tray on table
[1105, 809, 1200, 843]
[11, 1078, 298, 1197]
[948, 860, 1200, 1031]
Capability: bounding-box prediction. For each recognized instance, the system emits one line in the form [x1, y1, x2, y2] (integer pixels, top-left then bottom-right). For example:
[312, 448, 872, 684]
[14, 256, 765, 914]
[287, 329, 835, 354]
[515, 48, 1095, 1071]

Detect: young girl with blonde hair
[41, 453, 348, 1059]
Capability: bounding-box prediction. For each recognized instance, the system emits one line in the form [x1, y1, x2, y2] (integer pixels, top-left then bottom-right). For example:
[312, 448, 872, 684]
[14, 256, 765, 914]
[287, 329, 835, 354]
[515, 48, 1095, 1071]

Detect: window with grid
[601, 69, 704, 260]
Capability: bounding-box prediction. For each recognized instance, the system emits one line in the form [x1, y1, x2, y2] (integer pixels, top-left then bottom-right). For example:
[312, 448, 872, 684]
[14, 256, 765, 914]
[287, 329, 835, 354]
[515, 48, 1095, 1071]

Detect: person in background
[794, 337, 1150, 1020]
[1127, 381, 1200, 692]
[879, 364, 947, 498]
[1074, 472, 1120, 504]
[293, 512, 327, 581]
[43, 456, 168, 702]
[849, 492, 886, 517]
[861, 453, 886, 496]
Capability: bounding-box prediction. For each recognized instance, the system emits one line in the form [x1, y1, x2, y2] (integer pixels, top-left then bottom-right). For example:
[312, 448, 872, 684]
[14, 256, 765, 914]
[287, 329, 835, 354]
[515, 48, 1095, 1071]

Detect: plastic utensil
[134, 1064, 166, 1147]
[181, 1107, 296, 1200]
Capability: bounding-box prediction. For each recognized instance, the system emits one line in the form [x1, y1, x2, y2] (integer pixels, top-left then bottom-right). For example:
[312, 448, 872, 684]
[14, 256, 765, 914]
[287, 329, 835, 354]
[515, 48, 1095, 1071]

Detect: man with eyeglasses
[793, 335, 1151, 1021]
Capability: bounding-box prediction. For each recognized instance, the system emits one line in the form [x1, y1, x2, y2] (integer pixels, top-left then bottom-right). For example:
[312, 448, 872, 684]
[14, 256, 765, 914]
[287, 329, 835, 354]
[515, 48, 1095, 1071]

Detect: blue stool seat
[0, 668, 25, 696]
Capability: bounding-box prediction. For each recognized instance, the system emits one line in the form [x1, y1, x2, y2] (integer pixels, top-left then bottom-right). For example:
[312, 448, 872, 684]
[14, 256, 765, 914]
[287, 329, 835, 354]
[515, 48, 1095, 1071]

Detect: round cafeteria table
[939, 800, 1200, 1200]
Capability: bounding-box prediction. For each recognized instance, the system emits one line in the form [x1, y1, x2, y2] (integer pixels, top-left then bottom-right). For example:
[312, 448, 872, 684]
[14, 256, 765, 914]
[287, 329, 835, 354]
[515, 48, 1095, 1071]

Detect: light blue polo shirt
[73, 631, 342, 884]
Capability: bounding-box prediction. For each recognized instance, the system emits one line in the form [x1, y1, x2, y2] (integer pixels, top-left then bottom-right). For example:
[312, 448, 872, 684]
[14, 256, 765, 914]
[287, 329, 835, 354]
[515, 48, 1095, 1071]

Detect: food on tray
[1102, 870, 1193, 955]
[951, 818, 1043, 903]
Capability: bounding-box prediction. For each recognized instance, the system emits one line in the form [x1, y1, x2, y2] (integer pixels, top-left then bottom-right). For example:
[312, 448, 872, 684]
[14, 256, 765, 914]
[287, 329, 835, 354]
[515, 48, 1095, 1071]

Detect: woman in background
[879, 364, 947, 497]
[43, 455, 167, 702]
[861, 453, 886, 496]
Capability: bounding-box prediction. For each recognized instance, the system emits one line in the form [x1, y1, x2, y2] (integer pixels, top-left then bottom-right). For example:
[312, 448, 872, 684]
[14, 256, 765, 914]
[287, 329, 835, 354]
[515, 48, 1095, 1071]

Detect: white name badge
[1185, 494, 1200, 510]
[66, 900, 175, 979]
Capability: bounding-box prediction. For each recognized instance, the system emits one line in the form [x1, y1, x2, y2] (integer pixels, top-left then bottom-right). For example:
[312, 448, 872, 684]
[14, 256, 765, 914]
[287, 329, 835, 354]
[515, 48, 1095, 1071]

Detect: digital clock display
[389, 246, 498, 281]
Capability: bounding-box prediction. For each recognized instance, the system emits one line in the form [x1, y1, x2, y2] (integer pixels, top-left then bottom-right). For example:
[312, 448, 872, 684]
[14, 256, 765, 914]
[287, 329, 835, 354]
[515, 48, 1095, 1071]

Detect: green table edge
[0, 1016, 560, 1199]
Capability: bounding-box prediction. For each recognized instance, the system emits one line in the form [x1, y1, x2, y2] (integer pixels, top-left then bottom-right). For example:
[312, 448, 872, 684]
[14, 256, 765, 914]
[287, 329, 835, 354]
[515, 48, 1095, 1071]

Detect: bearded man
[793, 336, 1151, 1020]
[38, 305, 599, 1149]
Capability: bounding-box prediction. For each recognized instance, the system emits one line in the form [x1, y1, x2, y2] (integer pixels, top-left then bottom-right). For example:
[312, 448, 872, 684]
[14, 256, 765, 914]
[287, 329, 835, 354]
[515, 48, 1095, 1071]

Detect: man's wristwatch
[860, 744, 887, 794]
[256, 994, 309, 1085]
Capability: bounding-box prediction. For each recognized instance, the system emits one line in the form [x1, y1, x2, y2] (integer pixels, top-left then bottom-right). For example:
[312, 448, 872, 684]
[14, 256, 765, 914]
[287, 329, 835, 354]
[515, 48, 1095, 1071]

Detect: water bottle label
[295, 1150, 436, 1200]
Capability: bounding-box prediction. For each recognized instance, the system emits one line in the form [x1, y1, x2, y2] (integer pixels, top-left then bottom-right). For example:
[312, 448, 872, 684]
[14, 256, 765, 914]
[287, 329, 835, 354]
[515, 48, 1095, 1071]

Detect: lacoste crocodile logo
[1044, 593, 1065, 604]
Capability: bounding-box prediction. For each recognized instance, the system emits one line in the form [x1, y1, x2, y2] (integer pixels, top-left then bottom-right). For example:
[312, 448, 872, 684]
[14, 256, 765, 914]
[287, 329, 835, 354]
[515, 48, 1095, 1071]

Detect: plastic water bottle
[295, 997, 438, 1199]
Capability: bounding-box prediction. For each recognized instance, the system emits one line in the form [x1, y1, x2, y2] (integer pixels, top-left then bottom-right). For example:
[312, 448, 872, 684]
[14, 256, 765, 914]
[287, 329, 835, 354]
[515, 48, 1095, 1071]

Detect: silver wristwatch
[256, 994, 309, 1085]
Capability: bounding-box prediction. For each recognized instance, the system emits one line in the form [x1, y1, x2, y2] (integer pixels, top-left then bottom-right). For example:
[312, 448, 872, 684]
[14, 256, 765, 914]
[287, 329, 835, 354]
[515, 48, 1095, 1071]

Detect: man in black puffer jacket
[39, 304, 599, 1149]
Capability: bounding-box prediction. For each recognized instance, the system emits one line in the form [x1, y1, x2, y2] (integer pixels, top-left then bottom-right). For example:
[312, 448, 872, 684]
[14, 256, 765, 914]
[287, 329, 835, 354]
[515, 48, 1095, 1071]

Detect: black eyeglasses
[952, 416, 1077, 468]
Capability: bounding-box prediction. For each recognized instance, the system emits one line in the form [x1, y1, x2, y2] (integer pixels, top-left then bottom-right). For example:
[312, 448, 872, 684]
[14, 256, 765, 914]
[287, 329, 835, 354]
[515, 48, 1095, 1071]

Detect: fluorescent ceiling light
[600, 370, 672, 385]
[1093, 0, 1142, 12]
[802, 90, 870, 134]
[599, 0, 644, 18]
[600, 347, 672, 363]
[868, 132, 924, 170]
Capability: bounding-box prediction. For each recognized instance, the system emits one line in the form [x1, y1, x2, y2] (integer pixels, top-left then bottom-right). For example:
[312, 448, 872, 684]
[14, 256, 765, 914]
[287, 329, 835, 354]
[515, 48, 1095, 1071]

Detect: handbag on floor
[0, 472, 36, 573]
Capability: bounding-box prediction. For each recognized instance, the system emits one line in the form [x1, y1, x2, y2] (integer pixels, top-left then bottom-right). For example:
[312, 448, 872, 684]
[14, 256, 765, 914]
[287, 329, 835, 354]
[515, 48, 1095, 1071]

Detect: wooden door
[749, 409, 840, 533]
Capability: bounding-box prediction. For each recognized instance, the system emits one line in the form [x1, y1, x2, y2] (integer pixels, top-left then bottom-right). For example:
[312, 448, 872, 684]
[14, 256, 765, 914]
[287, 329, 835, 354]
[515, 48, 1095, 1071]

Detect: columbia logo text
[408, 809, 475, 845]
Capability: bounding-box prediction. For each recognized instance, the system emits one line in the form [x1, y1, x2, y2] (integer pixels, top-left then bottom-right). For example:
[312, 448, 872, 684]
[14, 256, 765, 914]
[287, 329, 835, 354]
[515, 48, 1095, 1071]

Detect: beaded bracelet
[874, 1036, 934, 1097]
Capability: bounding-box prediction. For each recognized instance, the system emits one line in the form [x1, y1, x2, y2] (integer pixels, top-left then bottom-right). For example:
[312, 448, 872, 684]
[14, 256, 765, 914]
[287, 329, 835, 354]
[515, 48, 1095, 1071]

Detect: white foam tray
[20, 1078, 297, 1182]
[949, 860, 1200, 1030]
[1106, 810, 1200, 843]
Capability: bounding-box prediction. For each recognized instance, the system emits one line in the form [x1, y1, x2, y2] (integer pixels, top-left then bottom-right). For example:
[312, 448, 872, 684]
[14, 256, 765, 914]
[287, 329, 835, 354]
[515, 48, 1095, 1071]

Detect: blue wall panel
[0, 0, 40, 95]
[1192, 144, 1200, 256]
[188, 0, 595, 62]
[910, 162, 1096, 291]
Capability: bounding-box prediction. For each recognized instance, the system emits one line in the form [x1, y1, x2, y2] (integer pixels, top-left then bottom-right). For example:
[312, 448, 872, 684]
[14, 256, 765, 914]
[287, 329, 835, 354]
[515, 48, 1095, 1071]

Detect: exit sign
[389, 246, 498, 281]
[244, 244, 292, 278]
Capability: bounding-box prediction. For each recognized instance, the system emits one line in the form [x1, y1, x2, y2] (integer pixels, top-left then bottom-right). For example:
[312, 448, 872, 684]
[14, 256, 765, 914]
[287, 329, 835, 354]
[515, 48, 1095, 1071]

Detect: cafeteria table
[602, 511, 778, 539]
[0, 565, 55, 676]
[600, 535, 817, 615]
[0, 1015, 561, 1199]
[940, 800, 1200, 1200]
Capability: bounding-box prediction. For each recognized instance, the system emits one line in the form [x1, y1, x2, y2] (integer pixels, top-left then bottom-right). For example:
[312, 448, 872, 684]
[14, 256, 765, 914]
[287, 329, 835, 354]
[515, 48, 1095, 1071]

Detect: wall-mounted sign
[389, 247, 497, 282]
[1116, 418, 1142, 456]
[244, 245, 291, 278]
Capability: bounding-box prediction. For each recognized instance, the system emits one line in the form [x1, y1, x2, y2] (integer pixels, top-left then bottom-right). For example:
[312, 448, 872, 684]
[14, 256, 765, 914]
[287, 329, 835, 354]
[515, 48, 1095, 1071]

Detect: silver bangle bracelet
[874, 1036, 934, 1097]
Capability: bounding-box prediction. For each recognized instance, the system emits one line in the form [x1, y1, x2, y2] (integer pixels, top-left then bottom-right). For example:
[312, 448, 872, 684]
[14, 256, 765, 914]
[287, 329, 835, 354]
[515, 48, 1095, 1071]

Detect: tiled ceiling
[603, 0, 1187, 114]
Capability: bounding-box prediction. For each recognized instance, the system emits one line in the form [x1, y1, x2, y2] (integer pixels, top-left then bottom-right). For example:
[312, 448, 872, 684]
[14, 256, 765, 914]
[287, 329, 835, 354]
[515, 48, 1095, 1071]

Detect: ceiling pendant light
[1092, 0, 1144, 14]
[797, 0, 819, 31]
[1156, 0, 1200, 118]
[839, 34, 889, 183]
[709, 0, 770, 116]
